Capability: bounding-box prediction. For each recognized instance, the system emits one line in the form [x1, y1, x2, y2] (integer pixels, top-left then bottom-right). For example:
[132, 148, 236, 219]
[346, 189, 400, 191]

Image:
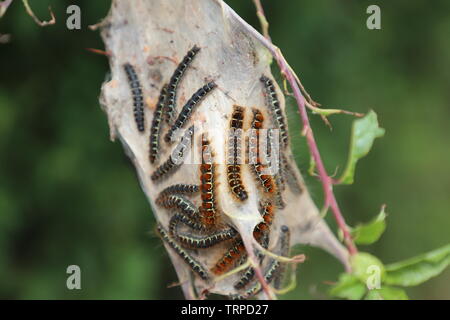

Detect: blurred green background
[0, 0, 449, 299]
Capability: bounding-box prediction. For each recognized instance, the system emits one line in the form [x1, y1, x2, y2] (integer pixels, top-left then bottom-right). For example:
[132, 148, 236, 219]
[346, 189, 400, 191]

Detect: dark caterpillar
[174, 227, 238, 249]
[165, 81, 216, 143]
[281, 153, 303, 194]
[199, 136, 219, 226]
[227, 106, 248, 201]
[273, 225, 292, 289]
[165, 45, 201, 124]
[123, 63, 145, 132]
[156, 224, 209, 281]
[159, 184, 199, 198]
[156, 194, 198, 220]
[169, 212, 206, 236]
[149, 84, 168, 163]
[151, 125, 194, 181]
[260, 75, 288, 148]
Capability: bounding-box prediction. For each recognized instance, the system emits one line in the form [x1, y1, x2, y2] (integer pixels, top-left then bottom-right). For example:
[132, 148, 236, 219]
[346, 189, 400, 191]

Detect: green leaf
[338, 110, 385, 184]
[384, 244, 450, 287]
[365, 287, 409, 300]
[351, 206, 386, 245]
[351, 252, 385, 283]
[329, 273, 366, 300]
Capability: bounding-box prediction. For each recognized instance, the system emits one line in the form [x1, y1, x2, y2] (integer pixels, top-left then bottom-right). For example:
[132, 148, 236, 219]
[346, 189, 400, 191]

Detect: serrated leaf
[352, 207, 386, 245]
[351, 252, 385, 283]
[384, 244, 450, 287]
[329, 273, 366, 300]
[339, 110, 385, 184]
[365, 286, 408, 300]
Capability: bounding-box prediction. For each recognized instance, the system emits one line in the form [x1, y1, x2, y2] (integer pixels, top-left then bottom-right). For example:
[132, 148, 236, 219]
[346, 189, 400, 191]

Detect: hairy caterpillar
[260, 75, 288, 148]
[149, 84, 168, 163]
[151, 125, 194, 181]
[165, 45, 201, 124]
[157, 224, 209, 281]
[227, 105, 248, 201]
[123, 63, 145, 132]
[165, 81, 216, 143]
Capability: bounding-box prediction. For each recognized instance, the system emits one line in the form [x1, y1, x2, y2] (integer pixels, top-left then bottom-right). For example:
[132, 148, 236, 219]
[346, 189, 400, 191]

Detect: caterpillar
[159, 184, 199, 198]
[249, 109, 276, 193]
[211, 239, 246, 275]
[212, 202, 275, 277]
[273, 225, 291, 289]
[227, 106, 248, 201]
[199, 136, 219, 226]
[123, 63, 145, 132]
[149, 84, 168, 163]
[230, 225, 290, 299]
[169, 212, 205, 237]
[174, 227, 238, 249]
[274, 174, 286, 209]
[260, 75, 288, 148]
[156, 194, 198, 220]
[165, 81, 216, 143]
[156, 224, 209, 281]
[281, 153, 303, 194]
[165, 45, 201, 124]
[150, 125, 194, 181]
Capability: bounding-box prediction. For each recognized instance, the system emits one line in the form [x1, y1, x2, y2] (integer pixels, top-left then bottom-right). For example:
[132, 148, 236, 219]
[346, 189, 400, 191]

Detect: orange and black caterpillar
[211, 238, 246, 275]
[165, 45, 200, 124]
[211, 201, 275, 276]
[151, 125, 194, 181]
[249, 109, 276, 194]
[156, 224, 209, 281]
[165, 81, 216, 143]
[199, 136, 219, 226]
[227, 105, 248, 201]
[123, 63, 145, 132]
[149, 84, 168, 163]
[260, 75, 288, 148]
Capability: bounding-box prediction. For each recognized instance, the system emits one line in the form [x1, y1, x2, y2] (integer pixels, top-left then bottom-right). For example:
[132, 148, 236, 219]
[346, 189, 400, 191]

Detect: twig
[225, 2, 358, 256]
[22, 0, 55, 26]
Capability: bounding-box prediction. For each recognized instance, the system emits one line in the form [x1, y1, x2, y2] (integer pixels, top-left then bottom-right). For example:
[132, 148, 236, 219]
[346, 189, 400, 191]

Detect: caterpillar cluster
[136, 45, 298, 299]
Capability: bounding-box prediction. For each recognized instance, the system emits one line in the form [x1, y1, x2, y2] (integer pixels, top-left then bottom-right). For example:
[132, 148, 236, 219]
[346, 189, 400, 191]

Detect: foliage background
[0, 0, 449, 299]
